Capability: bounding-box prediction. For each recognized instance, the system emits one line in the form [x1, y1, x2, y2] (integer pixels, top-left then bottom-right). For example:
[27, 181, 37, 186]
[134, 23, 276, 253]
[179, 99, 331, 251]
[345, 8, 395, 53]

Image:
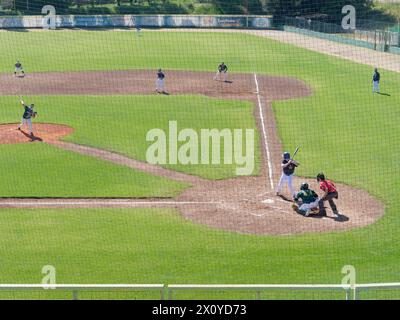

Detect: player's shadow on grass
[20, 130, 43, 142]
[377, 92, 391, 96]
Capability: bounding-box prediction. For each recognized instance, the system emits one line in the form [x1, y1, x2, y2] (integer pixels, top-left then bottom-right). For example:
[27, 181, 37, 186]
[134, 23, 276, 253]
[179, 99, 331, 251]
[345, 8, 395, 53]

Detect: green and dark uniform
[293, 188, 319, 215]
[294, 189, 318, 204]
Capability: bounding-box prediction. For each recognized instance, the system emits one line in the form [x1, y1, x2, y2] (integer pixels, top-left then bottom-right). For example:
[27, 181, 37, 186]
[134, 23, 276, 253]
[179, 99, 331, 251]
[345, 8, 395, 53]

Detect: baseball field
[0, 29, 399, 299]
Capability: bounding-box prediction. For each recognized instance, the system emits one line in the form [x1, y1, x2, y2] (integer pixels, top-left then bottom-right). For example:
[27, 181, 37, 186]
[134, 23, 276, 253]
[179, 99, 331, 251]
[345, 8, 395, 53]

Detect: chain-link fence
[283, 16, 400, 51]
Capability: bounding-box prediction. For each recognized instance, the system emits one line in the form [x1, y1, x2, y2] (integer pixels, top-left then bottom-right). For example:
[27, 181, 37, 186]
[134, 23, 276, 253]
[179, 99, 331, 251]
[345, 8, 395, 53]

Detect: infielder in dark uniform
[14, 61, 25, 77]
[17, 99, 37, 136]
[317, 173, 339, 217]
[156, 68, 166, 94]
[213, 62, 228, 82]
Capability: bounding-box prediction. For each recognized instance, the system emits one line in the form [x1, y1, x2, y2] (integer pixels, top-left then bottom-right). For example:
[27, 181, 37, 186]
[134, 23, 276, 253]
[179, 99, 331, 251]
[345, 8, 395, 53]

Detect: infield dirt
[0, 70, 384, 235]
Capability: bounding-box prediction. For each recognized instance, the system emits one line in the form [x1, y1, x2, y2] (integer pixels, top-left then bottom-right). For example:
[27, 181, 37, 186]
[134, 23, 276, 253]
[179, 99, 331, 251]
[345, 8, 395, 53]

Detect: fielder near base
[14, 60, 25, 77]
[213, 62, 228, 82]
[156, 68, 166, 94]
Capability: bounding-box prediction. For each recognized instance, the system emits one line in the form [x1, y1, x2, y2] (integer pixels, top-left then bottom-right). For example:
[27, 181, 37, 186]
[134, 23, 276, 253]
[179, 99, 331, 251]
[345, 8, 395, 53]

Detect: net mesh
[0, 0, 398, 300]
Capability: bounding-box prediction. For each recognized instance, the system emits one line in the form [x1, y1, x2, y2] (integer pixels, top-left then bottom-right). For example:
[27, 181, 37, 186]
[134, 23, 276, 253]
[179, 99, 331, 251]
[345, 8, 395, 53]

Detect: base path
[0, 70, 384, 235]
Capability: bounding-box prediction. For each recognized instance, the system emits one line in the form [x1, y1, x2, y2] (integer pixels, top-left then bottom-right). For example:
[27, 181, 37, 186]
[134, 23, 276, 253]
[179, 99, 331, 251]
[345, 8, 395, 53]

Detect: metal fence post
[345, 288, 350, 301]
[161, 284, 168, 300]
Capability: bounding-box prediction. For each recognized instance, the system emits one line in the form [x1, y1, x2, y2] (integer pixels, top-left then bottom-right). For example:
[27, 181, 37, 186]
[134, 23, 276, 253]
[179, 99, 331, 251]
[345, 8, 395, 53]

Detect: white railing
[0, 283, 399, 300]
[0, 284, 165, 300]
[167, 284, 351, 300]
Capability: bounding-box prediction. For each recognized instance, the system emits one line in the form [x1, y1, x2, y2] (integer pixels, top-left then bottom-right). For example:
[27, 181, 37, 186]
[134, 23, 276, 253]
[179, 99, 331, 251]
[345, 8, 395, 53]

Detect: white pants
[156, 79, 164, 91]
[19, 118, 33, 132]
[214, 71, 227, 81]
[276, 173, 295, 197]
[373, 81, 380, 93]
[299, 199, 319, 212]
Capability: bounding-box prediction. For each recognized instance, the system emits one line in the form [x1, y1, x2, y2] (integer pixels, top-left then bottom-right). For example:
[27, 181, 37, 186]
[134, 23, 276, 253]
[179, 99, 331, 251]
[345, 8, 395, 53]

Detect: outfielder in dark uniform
[213, 62, 228, 82]
[372, 68, 380, 93]
[17, 99, 37, 136]
[317, 173, 339, 217]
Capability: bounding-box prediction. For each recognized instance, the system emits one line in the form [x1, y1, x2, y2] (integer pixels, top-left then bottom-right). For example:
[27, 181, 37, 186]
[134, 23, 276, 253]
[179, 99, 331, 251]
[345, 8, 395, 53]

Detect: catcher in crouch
[17, 98, 37, 136]
[292, 183, 319, 217]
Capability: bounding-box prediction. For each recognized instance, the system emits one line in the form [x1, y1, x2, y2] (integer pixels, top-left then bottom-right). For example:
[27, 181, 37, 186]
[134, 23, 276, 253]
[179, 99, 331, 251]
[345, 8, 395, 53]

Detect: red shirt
[319, 180, 337, 193]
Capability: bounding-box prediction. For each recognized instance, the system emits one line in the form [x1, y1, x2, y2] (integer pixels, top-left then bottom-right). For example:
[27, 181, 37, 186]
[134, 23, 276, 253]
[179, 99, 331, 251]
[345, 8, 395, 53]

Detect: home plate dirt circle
[0, 123, 74, 144]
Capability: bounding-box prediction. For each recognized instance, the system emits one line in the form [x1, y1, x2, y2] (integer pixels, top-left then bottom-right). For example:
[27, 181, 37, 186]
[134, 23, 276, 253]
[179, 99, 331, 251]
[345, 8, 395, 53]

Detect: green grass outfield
[0, 143, 186, 198]
[0, 95, 260, 180]
[0, 30, 399, 298]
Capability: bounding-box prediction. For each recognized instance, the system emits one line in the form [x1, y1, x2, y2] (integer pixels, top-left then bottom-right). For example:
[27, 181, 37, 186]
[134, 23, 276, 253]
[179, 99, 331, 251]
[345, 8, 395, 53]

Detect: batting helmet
[283, 152, 290, 160]
[300, 183, 309, 191]
[316, 173, 325, 181]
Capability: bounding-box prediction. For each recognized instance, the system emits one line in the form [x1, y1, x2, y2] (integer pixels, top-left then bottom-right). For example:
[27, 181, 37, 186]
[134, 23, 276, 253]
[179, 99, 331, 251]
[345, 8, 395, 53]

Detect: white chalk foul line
[254, 73, 274, 190]
[0, 201, 221, 207]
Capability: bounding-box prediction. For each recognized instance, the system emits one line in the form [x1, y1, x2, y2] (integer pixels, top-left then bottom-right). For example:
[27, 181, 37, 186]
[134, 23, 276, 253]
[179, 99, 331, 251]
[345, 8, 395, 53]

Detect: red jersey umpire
[317, 173, 339, 217]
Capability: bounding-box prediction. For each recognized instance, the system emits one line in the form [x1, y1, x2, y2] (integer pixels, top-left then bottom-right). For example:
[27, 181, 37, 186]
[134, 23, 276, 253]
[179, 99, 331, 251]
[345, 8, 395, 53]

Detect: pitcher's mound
[0, 123, 74, 144]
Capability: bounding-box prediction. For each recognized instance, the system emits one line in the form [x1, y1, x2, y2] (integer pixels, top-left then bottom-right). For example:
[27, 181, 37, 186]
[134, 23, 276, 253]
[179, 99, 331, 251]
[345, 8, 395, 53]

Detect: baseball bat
[292, 146, 300, 160]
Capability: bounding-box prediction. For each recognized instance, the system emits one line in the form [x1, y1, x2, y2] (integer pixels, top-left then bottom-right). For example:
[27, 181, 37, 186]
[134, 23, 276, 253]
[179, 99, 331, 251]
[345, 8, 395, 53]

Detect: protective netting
[0, 0, 399, 300]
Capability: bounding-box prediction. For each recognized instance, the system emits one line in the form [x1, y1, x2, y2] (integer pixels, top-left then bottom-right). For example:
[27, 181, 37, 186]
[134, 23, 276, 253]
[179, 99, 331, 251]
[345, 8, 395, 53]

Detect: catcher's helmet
[283, 152, 290, 160]
[300, 182, 309, 191]
[316, 173, 325, 181]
